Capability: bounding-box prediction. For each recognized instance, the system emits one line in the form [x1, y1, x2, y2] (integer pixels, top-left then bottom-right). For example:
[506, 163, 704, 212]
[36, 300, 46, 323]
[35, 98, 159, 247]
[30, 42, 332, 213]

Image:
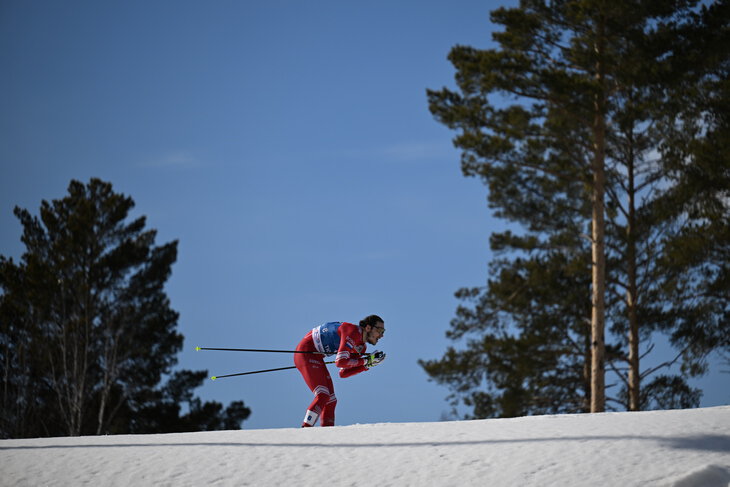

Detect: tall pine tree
[650, 0, 730, 396]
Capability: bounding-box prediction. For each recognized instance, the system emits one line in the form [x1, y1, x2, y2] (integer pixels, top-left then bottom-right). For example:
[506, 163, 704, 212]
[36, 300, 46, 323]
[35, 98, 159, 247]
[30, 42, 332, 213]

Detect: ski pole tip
[195, 346, 201, 351]
[211, 376, 217, 381]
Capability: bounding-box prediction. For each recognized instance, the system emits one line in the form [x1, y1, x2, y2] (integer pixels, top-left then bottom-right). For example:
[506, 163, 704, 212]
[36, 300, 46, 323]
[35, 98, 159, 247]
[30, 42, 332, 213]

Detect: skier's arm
[339, 351, 386, 378]
[334, 323, 368, 378]
[339, 365, 367, 378]
[334, 324, 366, 369]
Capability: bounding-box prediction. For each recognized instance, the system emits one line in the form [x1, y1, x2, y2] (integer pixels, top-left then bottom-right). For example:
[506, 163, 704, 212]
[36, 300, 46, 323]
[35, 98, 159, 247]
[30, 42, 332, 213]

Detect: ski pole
[210, 361, 336, 380]
[196, 346, 326, 354]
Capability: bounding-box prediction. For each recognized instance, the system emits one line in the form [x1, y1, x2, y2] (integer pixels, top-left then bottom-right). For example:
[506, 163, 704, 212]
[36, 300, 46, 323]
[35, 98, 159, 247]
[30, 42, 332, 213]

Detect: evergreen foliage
[0, 178, 250, 438]
[422, 0, 729, 418]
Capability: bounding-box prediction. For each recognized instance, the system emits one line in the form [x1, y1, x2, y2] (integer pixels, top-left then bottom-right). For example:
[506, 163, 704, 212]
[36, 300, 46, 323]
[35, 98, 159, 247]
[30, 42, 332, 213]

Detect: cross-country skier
[294, 314, 386, 427]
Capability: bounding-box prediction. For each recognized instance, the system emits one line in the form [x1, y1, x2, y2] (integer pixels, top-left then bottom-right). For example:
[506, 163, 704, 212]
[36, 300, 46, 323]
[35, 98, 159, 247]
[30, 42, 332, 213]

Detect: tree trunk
[627, 142, 641, 411]
[590, 19, 607, 413]
[590, 140, 606, 413]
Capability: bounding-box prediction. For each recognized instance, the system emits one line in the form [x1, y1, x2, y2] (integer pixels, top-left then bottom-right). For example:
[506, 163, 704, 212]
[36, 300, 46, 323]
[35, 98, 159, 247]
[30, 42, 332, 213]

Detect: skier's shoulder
[338, 322, 359, 335]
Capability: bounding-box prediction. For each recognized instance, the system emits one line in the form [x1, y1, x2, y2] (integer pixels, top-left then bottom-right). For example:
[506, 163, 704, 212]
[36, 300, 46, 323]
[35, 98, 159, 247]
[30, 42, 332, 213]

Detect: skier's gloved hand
[365, 350, 386, 369]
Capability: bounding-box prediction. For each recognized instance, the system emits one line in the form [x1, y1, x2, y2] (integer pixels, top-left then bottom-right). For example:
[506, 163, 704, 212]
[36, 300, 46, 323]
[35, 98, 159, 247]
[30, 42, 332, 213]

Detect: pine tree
[604, 0, 729, 411]
[650, 0, 730, 388]
[423, 0, 726, 418]
[0, 179, 250, 437]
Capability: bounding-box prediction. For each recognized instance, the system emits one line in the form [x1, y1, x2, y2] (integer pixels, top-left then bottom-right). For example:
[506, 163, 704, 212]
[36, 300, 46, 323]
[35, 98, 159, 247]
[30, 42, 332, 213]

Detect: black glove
[365, 350, 386, 369]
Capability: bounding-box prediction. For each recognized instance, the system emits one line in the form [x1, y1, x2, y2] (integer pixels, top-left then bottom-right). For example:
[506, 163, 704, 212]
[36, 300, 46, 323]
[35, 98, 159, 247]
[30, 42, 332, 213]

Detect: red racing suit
[294, 322, 368, 427]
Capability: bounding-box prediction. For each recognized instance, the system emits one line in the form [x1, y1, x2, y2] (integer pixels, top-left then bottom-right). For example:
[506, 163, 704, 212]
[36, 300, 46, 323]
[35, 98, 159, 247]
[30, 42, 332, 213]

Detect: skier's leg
[320, 373, 337, 426]
[295, 354, 333, 427]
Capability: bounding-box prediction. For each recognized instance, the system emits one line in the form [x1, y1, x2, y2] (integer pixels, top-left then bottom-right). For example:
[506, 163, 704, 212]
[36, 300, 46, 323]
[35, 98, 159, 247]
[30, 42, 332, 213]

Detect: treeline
[0, 179, 250, 438]
[421, 0, 729, 417]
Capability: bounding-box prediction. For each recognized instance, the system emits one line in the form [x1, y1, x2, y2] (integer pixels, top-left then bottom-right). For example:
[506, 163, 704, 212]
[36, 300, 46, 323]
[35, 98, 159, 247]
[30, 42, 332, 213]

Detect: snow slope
[1, 406, 729, 487]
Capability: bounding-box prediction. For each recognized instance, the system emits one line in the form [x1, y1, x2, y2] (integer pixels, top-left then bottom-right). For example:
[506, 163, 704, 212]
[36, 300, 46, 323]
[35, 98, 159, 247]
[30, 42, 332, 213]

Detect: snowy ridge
[2, 406, 729, 486]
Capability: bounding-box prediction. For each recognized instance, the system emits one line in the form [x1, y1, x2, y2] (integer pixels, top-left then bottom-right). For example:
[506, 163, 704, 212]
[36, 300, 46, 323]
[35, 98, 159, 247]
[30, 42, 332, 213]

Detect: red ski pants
[294, 351, 337, 427]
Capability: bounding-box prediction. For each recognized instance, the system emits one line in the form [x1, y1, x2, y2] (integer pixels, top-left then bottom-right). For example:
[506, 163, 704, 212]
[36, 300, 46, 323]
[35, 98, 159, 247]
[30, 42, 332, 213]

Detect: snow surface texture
[1, 406, 729, 487]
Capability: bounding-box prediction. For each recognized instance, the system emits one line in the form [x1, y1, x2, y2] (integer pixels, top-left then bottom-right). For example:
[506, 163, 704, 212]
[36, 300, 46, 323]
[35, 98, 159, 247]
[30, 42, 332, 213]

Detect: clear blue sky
[1, 0, 726, 429]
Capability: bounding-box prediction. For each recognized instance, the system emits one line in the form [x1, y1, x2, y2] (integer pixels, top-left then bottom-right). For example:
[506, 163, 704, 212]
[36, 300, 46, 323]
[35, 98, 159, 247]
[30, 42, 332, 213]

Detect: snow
[1, 407, 729, 487]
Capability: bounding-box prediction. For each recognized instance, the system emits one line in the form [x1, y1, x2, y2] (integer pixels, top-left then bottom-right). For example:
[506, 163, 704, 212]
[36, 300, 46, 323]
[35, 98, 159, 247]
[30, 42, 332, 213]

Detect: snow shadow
[662, 434, 730, 453]
[2, 433, 729, 452]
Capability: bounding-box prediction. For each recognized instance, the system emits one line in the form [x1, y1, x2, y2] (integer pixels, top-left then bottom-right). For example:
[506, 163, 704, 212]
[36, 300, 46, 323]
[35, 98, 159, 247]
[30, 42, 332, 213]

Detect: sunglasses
[371, 326, 385, 335]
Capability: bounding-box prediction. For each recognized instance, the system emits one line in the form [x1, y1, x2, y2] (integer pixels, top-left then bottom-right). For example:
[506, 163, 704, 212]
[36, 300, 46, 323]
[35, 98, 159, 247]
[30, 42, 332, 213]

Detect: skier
[294, 314, 386, 427]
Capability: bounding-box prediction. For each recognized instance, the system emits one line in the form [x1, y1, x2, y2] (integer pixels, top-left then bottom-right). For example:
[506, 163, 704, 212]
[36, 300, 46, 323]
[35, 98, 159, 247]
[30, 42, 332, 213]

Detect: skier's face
[366, 323, 385, 345]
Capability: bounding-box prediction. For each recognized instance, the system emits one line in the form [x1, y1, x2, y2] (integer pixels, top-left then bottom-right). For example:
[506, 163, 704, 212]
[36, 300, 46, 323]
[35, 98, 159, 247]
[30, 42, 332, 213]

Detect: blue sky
[1, 0, 726, 429]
